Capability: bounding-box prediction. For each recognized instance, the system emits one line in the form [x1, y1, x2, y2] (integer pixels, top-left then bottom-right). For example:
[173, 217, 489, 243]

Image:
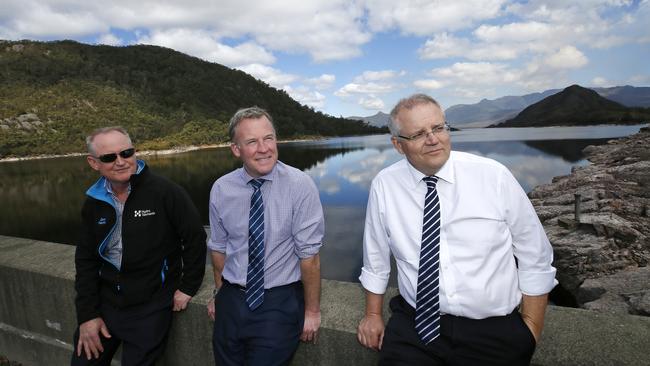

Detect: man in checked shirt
[206, 106, 325, 366]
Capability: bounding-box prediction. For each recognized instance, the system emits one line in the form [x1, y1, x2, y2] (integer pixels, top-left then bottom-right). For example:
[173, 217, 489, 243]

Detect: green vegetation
[0, 40, 384, 158]
[493, 85, 650, 127]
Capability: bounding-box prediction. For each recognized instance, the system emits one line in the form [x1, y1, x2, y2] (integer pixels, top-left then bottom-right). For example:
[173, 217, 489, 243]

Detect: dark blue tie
[246, 178, 265, 310]
[415, 176, 441, 344]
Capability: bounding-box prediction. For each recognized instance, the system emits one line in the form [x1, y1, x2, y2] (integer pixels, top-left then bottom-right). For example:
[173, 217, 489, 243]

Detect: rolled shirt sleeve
[359, 179, 391, 295]
[292, 174, 325, 259]
[501, 168, 557, 296]
[207, 182, 227, 253]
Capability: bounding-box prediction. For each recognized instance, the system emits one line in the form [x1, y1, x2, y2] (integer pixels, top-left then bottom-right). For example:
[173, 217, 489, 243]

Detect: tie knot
[423, 176, 438, 190]
[250, 178, 264, 190]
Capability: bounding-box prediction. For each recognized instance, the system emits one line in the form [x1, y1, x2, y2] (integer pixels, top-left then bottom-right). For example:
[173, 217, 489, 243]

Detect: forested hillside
[0, 40, 383, 157]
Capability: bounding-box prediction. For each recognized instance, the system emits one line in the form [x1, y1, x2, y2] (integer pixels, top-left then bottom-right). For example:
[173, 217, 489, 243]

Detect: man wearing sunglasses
[72, 126, 207, 365]
[357, 94, 556, 365]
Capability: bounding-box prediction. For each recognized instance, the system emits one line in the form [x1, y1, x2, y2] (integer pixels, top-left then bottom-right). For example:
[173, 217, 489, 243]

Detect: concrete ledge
[1, 235, 649, 366]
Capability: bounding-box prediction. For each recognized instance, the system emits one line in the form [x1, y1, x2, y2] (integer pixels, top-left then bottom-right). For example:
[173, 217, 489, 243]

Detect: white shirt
[359, 151, 557, 319]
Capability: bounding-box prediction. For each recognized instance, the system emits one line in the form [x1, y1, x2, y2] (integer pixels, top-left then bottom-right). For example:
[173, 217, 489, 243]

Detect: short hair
[86, 126, 132, 155]
[389, 94, 444, 136]
[228, 106, 276, 142]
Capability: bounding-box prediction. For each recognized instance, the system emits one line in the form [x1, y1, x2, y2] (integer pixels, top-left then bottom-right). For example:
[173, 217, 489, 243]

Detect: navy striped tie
[246, 178, 265, 310]
[415, 176, 441, 344]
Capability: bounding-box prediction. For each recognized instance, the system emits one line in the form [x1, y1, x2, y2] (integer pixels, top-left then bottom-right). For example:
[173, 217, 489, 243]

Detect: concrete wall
[1, 236, 649, 366]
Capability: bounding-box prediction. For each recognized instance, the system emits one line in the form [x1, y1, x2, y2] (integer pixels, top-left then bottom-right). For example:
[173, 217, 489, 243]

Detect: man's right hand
[357, 313, 385, 351]
[77, 317, 111, 360]
[207, 298, 216, 321]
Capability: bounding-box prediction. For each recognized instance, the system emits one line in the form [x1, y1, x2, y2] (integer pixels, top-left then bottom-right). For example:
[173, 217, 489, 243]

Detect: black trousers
[212, 280, 304, 366]
[71, 293, 173, 366]
[379, 295, 536, 366]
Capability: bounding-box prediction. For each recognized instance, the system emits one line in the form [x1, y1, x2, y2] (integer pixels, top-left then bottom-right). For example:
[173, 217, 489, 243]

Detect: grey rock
[529, 129, 650, 315]
[627, 291, 650, 316]
[17, 113, 39, 123]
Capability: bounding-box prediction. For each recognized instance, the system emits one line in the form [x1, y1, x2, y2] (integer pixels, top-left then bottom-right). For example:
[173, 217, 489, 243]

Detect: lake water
[0, 124, 646, 284]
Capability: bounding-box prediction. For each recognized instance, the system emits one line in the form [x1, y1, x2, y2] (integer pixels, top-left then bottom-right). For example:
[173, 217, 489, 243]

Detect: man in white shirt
[357, 94, 557, 366]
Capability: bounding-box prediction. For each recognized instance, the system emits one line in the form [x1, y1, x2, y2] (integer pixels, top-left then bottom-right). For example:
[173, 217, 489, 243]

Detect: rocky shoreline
[529, 127, 650, 316]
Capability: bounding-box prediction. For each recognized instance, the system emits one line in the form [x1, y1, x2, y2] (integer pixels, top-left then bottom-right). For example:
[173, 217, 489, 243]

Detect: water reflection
[0, 125, 646, 283]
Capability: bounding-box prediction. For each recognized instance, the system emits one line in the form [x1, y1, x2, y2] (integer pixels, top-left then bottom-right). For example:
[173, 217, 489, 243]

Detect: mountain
[492, 85, 650, 127]
[348, 111, 391, 128]
[0, 40, 382, 158]
[592, 85, 650, 108]
[444, 85, 650, 128]
[444, 89, 561, 127]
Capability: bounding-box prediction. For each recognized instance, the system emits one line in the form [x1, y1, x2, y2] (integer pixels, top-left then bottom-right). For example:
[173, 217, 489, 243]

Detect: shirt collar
[238, 161, 279, 184]
[104, 179, 131, 198]
[404, 152, 455, 188]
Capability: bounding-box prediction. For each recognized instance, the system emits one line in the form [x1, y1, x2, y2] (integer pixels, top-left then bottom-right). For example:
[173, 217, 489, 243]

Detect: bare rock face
[0, 113, 48, 133]
[529, 127, 650, 315]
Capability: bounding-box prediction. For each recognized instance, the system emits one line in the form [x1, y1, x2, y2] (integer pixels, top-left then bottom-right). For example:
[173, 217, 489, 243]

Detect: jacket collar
[86, 160, 147, 203]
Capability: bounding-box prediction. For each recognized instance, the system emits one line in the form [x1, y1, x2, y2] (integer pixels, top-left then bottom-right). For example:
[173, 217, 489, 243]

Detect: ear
[230, 143, 241, 158]
[86, 156, 100, 171]
[391, 137, 405, 155]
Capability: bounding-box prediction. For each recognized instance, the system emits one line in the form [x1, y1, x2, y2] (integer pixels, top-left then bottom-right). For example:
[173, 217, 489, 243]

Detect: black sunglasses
[95, 148, 136, 163]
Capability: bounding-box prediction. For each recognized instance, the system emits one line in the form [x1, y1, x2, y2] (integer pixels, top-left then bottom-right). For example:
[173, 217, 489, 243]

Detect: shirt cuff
[207, 239, 225, 253]
[518, 268, 558, 296]
[359, 267, 389, 295]
[295, 242, 322, 259]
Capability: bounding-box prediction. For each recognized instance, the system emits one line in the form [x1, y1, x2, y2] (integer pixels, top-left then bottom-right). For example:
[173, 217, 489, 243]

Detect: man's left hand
[520, 293, 549, 344]
[521, 313, 542, 343]
[173, 290, 192, 311]
[300, 310, 321, 344]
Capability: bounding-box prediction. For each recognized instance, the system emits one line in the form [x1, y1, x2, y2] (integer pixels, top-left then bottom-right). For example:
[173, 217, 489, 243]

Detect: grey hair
[228, 106, 276, 142]
[86, 126, 132, 155]
[389, 94, 444, 136]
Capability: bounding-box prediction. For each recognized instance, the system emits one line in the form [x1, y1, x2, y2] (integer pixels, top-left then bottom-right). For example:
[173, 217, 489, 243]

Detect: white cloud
[335, 69, 404, 100]
[474, 21, 553, 43]
[430, 62, 520, 85]
[284, 85, 327, 109]
[334, 82, 396, 97]
[591, 77, 610, 87]
[138, 29, 275, 67]
[359, 95, 385, 110]
[418, 32, 519, 61]
[365, 0, 507, 35]
[335, 69, 404, 110]
[237, 64, 298, 88]
[544, 45, 588, 69]
[413, 79, 444, 90]
[418, 33, 470, 59]
[422, 60, 579, 99]
[627, 74, 650, 84]
[305, 74, 336, 90]
[97, 33, 123, 46]
[0, 0, 371, 62]
[11, 2, 107, 37]
[417, 2, 647, 68]
[354, 70, 404, 82]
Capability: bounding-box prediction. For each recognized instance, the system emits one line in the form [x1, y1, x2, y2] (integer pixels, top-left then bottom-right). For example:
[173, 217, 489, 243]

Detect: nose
[114, 155, 126, 165]
[257, 140, 271, 153]
[424, 130, 440, 144]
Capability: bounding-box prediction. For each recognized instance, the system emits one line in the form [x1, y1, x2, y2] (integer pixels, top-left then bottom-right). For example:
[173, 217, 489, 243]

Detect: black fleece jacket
[74, 161, 206, 324]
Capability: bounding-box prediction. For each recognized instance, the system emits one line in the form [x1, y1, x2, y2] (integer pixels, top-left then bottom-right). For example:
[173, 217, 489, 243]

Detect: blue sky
[1, 0, 648, 117]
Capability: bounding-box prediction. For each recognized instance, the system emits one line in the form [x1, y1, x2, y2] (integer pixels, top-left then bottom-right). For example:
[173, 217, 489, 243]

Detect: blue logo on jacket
[97, 217, 107, 225]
